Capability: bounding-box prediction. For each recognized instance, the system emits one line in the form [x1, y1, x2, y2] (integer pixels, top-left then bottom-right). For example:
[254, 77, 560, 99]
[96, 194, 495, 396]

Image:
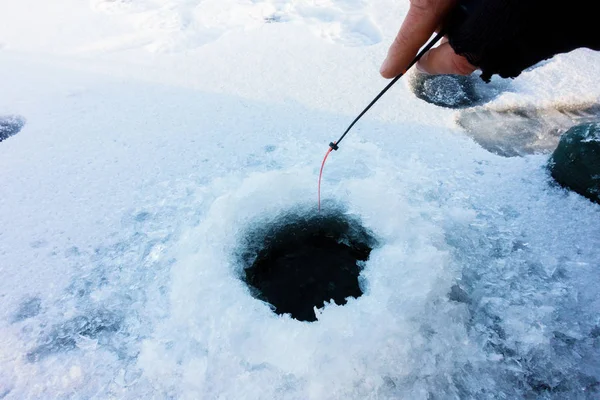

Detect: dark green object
[549, 122, 600, 204]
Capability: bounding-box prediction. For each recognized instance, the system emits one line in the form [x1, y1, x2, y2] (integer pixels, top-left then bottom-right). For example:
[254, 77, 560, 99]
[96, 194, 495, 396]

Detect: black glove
[447, 0, 600, 82]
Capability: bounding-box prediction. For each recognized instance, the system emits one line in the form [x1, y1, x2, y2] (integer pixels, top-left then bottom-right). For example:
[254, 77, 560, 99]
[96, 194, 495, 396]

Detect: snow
[1, 0, 600, 398]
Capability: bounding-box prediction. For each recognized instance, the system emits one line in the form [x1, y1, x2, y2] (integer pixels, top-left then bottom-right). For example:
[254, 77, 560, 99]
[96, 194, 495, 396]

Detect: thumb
[417, 42, 476, 75]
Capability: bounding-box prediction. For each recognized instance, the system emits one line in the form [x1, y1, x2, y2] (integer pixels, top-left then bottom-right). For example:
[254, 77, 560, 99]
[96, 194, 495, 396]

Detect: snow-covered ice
[1, 1, 600, 398]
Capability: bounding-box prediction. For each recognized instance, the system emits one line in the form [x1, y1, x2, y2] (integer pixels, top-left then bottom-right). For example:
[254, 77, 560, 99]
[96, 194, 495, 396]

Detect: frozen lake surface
[1, 1, 600, 398]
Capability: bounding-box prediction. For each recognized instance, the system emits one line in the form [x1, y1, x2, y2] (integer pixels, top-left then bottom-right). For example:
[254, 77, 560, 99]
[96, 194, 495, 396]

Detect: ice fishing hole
[240, 209, 377, 322]
[0, 115, 25, 142]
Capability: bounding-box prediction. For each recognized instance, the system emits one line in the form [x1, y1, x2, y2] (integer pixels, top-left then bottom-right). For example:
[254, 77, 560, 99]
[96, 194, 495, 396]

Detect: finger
[416, 42, 476, 75]
[380, 0, 457, 78]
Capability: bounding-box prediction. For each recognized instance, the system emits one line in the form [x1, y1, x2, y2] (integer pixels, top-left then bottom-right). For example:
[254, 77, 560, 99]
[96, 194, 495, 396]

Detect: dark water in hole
[240, 209, 377, 322]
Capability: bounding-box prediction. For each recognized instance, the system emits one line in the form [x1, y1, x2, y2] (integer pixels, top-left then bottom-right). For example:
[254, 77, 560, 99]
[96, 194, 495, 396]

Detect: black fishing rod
[318, 31, 445, 210]
[318, 1, 475, 210]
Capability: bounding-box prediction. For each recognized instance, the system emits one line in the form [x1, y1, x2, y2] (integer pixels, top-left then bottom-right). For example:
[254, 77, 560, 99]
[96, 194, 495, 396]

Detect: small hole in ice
[240, 209, 377, 322]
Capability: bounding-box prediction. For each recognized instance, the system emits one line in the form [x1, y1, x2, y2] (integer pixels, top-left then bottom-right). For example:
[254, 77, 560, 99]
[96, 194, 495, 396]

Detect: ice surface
[1, 0, 600, 399]
[409, 71, 507, 109]
[11, 297, 41, 323]
[457, 104, 600, 157]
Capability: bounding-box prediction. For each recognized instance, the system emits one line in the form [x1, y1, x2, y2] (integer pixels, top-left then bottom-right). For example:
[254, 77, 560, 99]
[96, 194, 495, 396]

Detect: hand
[379, 0, 476, 78]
